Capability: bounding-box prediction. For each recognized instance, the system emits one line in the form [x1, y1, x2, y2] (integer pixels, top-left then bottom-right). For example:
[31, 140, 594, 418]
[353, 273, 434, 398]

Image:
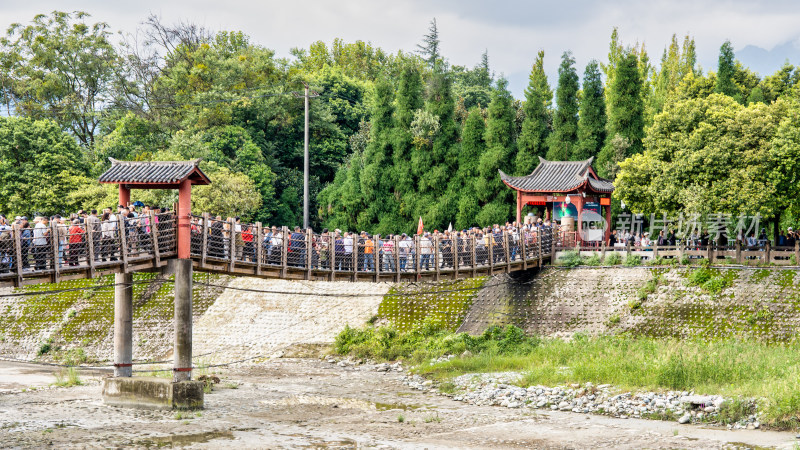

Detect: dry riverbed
[0, 359, 796, 449]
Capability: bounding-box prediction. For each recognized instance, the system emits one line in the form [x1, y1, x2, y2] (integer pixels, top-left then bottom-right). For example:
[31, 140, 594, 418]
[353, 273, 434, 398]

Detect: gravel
[400, 369, 762, 429]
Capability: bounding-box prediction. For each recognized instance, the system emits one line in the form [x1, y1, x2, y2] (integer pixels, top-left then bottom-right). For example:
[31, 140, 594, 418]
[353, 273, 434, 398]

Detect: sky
[3, 1, 800, 98]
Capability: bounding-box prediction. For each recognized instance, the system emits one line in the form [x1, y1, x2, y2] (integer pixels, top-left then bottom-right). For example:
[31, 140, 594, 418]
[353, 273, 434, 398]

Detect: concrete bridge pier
[173, 258, 193, 382]
[113, 272, 133, 377]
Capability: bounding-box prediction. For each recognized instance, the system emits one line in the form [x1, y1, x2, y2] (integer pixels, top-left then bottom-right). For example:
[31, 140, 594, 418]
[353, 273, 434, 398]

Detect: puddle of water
[374, 402, 422, 411]
[723, 442, 775, 450]
[137, 430, 234, 448]
[287, 434, 358, 449]
[264, 395, 425, 413]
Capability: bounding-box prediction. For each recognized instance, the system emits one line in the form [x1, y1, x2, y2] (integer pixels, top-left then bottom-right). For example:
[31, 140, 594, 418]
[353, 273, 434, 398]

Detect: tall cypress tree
[547, 51, 579, 161]
[597, 49, 644, 177]
[574, 60, 606, 160]
[515, 50, 552, 174]
[456, 108, 485, 229]
[475, 77, 516, 226]
[358, 77, 398, 230]
[715, 40, 738, 99]
[413, 71, 459, 228]
[392, 62, 424, 194]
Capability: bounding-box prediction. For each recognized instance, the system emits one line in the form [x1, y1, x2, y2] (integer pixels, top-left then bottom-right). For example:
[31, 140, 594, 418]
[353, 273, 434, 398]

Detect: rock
[461, 350, 473, 359]
[703, 406, 716, 413]
[679, 395, 714, 406]
[753, 421, 760, 429]
[678, 414, 691, 424]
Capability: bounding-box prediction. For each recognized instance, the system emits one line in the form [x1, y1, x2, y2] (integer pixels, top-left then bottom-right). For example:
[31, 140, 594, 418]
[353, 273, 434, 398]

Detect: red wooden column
[119, 185, 130, 208]
[177, 179, 192, 259]
[575, 196, 584, 245]
[604, 203, 612, 244]
[516, 190, 522, 224]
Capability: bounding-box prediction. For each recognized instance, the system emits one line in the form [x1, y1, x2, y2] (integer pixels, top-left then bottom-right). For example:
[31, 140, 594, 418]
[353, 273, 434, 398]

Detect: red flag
[416, 216, 424, 235]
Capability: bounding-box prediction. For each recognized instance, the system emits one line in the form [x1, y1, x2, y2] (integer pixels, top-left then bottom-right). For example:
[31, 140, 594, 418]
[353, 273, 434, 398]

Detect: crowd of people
[608, 227, 798, 250]
[5, 202, 798, 276]
[0, 205, 173, 273]
[192, 217, 557, 272]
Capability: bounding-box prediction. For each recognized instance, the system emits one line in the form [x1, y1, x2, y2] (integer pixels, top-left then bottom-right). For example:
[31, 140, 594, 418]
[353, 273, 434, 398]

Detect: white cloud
[3, 0, 800, 97]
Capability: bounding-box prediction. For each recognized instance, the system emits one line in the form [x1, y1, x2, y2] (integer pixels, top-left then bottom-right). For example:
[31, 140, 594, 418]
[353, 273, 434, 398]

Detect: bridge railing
[0, 216, 562, 286]
[553, 230, 800, 266]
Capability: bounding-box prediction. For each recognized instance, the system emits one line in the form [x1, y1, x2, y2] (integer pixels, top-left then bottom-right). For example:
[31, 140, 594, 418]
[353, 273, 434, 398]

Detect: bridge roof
[499, 156, 614, 194]
[99, 158, 211, 186]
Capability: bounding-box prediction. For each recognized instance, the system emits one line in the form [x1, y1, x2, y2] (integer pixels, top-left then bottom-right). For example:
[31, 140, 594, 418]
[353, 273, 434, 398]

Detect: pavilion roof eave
[500, 175, 614, 195]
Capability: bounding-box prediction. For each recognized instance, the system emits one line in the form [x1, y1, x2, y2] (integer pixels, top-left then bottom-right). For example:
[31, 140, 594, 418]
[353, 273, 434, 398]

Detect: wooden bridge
[0, 213, 559, 288]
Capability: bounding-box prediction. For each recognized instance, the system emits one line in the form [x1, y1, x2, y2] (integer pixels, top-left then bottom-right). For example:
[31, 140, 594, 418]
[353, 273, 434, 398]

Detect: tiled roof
[499, 156, 613, 193]
[99, 158, 210, 185]
[588, 177, 614, 193]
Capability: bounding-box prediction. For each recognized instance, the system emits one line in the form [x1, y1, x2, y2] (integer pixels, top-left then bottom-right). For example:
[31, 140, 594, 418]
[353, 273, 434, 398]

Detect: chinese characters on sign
[614, 213, 761, 239]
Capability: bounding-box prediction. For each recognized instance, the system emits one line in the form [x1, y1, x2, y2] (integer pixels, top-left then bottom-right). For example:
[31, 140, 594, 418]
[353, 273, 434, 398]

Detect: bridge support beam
[173, 258, 193, 382]
[113, 272, 133, 377]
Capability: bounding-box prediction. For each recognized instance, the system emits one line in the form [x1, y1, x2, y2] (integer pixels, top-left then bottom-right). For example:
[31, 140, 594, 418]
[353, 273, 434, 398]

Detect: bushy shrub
[559, 250, 582, 267]
[604, 252, 622, 265]
[583, 254, 602, 266]
[624, 254, 642, 266]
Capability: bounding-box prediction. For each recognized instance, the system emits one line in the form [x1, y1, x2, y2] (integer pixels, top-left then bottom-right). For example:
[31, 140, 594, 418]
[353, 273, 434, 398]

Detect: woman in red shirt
[242, 225, 255, 262]
[68, 219, 85, 266]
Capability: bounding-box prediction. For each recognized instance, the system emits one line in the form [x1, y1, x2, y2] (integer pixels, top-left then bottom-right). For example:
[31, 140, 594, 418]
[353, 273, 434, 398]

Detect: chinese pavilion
[499, 156, 615, 242]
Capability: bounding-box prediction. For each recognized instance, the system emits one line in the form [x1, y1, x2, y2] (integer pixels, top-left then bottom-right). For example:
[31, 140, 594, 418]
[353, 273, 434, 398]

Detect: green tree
[574, 60, 606, 160]
[191, 163, 262, 219]
[546, 51, 579, 160]
[715, 40, 738, 99]
[417, 18, 442, 71]
[597, 49, 644, 177]
[0, 117, 88, 215]
[475, 78, 515, 226]
[0, 11, 118, 147]
[615, 94, 792, 236]
[456, 108, 486, 228]
[515, 50, 552, 174]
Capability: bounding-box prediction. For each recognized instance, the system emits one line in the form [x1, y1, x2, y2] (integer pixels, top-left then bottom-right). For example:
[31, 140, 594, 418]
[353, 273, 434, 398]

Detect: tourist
[32, 216, 50, 270]
[68, 219, 84, 266]
[19, 217, 31, 269]
[363, 232, 374, 271]
[420, 232, 433, 270]
[343, 232, 353, 271]
[242, 224, 255, 262]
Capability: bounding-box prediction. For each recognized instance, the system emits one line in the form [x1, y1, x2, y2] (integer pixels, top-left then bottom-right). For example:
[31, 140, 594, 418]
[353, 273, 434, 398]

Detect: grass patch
[685, 268, 733, 294]
[336, 322, 800, 429]
[604, 252, 622, 266]
[583, 254, 602, 266]
[53, 367, 82, 387]
[624, 254, 642, 266]
[558, 250, 582, 268]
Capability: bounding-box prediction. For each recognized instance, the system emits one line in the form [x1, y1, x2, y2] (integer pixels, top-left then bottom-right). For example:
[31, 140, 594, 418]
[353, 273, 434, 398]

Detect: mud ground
[0, 359, 796, 449]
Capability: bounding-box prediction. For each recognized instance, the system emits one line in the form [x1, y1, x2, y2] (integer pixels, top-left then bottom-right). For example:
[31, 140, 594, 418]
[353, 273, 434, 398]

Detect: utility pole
[303, 82, 310, 230]
[297, 83, 318, 230]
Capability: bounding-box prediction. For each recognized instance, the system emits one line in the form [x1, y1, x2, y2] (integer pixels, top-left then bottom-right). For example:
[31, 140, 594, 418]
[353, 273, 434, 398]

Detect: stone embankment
[193, 278, 391, 361]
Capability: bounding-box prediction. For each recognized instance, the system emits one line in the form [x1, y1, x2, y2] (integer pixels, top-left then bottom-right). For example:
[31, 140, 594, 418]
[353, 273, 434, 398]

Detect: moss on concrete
[378, 277, 487, 332]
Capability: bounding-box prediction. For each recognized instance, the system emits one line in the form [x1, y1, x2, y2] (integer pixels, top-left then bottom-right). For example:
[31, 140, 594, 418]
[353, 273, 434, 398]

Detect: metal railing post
[149, 211, 161, 266]
[256, 222, 263, 275]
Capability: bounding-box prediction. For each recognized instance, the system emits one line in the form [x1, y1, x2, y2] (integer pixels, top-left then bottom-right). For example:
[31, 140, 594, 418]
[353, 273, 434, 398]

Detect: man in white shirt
[343, 232, 354, 271]
[32, 216, 50, 270]
[399, 233, 413, 271]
